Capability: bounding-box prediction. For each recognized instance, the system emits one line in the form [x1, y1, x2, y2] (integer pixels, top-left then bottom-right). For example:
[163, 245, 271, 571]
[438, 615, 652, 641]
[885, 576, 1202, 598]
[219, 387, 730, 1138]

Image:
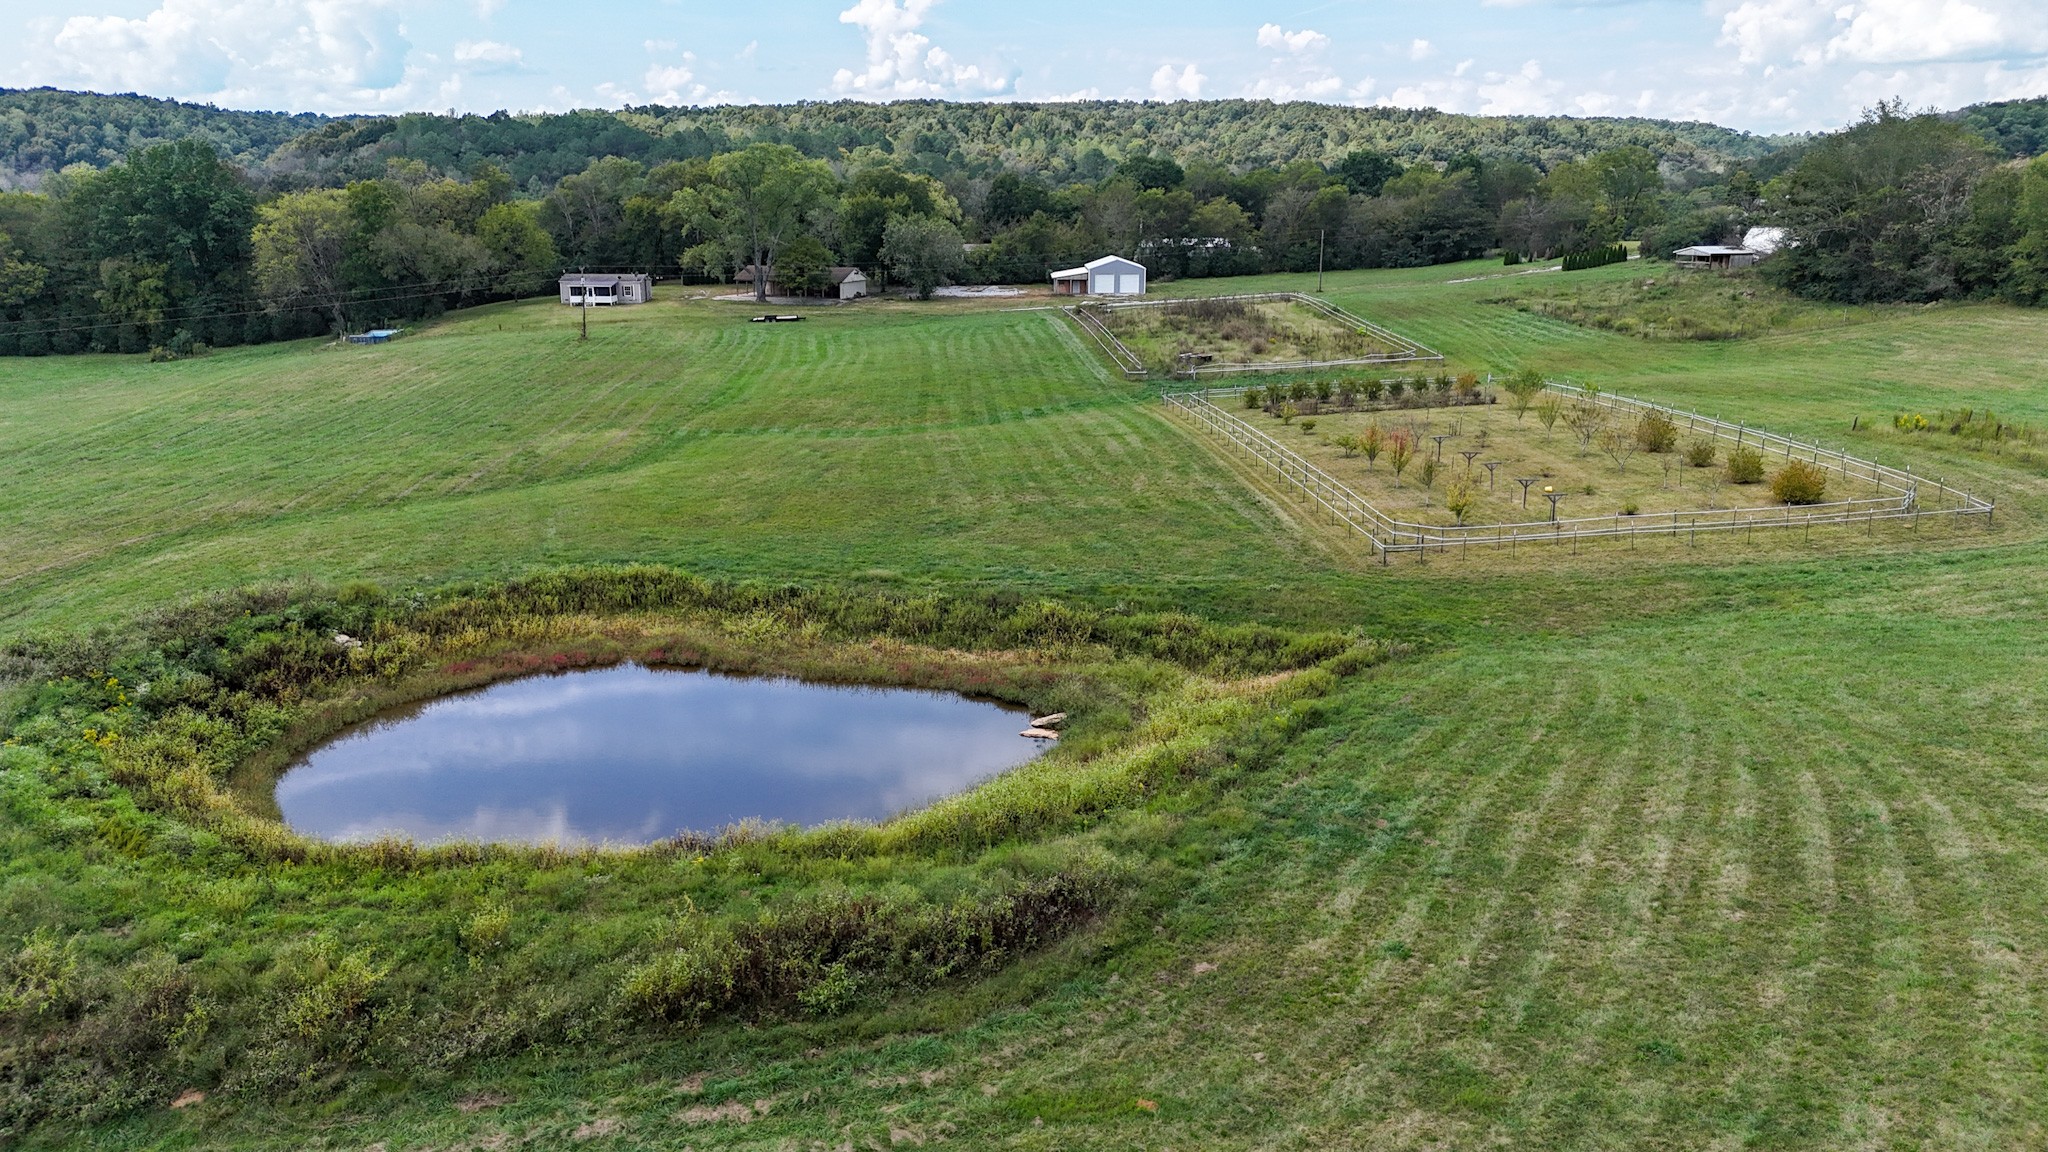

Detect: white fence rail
[1162, 382, 1994, 560]
[1062, 305, 1146, 377]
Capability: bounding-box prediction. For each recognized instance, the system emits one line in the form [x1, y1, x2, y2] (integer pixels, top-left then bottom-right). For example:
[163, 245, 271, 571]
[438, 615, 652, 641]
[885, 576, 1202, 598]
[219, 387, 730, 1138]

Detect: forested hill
[4, 88, 1784, 191]
[281, 101, 1787, 190]
[0, 88, 329, 190]
[1955, 96, 2048, 158]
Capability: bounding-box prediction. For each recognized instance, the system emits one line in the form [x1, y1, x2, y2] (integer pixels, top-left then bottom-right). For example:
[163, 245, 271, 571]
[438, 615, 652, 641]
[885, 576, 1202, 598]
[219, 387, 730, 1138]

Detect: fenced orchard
[1165, 379, 1994, 562]
[1066, 293, 1443, 379]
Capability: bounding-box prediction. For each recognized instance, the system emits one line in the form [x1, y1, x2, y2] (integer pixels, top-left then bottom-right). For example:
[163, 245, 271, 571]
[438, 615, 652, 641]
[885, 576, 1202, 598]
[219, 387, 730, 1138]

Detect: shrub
[1635, 411, 1679, 453]
[1299, 419, 1316, 434]
[1242, 387, 1263, 409]
[1279, 403, 1297, 425]
[1418, 457, 1439, 488]
[1682, 439, 1717, 467]
[1314, 379, 1333, 402]
[1771, 459, 1828, 504]
[1621, 499, 1640, 515]
[1726, 445, 1765, 484]
[1363, 379, 1386, 403]
[1333, 434, 1359, 457]
[1288, 381, 1310, 402]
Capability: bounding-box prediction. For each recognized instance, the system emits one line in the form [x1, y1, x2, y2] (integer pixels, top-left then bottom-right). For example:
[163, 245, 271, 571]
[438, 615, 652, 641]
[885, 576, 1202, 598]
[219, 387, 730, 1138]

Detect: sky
[4, 0, 2047, 135]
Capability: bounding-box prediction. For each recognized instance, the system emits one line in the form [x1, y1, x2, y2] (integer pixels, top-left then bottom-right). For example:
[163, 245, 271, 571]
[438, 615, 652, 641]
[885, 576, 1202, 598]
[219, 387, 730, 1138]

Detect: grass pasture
[6, 263, 2048, 1148]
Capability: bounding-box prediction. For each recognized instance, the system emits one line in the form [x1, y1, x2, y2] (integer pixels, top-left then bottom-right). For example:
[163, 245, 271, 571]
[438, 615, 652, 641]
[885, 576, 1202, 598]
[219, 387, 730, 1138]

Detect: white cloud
[1826, 0, 2005, 63]
[30, 0, 417, 111]
[1716, 0, 2034, 67]
[1476, 59, 1563, 114]
[831, 0, 1007, 97]
[1409, 39, 1436, 61]
[638, 49, 742, 105]
[1716, 0, 1832, 65]
[1256, 23, 1330, 54]
[473, 0, 503, 17]
[1150, 62, 1205, 100]
[1248, 23, 1343, 101]
[453, 39, 522, 68]
[1245, 74, 1345, 100]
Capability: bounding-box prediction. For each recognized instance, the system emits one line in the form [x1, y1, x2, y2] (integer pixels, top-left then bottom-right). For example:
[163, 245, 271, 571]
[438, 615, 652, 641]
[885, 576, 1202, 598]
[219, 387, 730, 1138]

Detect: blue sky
[6, 0, 2047, 134]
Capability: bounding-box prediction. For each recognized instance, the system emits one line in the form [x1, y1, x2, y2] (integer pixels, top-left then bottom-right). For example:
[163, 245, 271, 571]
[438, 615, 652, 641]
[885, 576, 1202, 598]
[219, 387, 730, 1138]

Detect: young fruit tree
[1569, 402, 1607, 456]
[1599, 427, 1641, 473]
[1445, 477, 1479, 525]
[1361, 422, 1385, 468]
[1386, 428, 1415, 486]
[1504, 369, 1545, 421]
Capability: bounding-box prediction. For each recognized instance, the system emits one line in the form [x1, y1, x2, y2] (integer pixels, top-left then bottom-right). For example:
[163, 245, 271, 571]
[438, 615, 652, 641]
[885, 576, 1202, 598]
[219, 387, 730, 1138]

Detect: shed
[1050, 255, 1147, 296]
[345, 328, 402, 345]
[559, 272, 651, 305]
[1673, 245, 1761, 270]
[829, 266, 868, 300]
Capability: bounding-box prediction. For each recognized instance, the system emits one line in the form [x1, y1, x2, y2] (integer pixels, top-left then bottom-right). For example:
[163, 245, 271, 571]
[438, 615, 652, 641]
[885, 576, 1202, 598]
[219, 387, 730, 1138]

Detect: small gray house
[559, 273, 652, 305]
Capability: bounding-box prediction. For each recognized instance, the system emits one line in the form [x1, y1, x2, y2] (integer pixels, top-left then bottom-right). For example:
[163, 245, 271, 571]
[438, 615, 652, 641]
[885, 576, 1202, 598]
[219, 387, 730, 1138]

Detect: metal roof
[1052, 255, 1146, 278]
[1674, 245, 1758, 256]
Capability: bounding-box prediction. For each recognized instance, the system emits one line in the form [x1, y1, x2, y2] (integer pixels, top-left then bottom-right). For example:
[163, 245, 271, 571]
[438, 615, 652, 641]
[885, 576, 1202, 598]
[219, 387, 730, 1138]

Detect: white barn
[1051, 255, 1147, 296]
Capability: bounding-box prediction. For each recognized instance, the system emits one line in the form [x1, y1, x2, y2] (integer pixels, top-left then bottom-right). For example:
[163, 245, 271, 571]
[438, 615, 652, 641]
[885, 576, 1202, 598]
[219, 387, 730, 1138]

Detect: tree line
[3, 94, 2048, 355]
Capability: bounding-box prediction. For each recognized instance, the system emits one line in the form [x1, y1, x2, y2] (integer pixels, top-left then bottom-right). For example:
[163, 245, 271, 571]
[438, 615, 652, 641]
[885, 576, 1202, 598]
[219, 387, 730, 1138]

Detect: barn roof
[1052, 255, 1146, 278]
[1674, 245, 1758, 257]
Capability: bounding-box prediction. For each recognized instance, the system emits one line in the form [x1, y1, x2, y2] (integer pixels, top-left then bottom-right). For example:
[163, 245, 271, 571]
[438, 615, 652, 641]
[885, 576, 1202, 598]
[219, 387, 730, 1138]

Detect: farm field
[7, 262, 2048, 1149]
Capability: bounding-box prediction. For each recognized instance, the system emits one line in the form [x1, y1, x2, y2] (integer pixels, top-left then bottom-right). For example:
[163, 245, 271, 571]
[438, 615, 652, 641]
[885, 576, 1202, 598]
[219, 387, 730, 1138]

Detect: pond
[274, 664, 1046, 845]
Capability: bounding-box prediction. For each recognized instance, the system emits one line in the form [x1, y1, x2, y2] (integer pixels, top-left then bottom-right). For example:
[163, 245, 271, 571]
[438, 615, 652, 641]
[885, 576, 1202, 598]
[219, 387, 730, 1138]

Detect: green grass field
[8, 262, 2048, 1149]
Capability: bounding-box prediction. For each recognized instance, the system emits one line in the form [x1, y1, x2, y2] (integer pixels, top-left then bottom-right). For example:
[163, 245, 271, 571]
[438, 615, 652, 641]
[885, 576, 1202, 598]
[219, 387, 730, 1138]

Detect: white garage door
[1117, 274, 1141, 294]
[1092, 274, 1115, 294]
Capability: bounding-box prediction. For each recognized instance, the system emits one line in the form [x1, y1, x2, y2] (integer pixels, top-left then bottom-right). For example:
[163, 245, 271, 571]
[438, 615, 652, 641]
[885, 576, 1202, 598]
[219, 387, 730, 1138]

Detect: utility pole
[1317, 229, 1326, 293]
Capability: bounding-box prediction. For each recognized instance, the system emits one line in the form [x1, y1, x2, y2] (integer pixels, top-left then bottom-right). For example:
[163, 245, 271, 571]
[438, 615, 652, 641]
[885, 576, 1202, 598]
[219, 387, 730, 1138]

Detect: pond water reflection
[274, 664, 1043, 845]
